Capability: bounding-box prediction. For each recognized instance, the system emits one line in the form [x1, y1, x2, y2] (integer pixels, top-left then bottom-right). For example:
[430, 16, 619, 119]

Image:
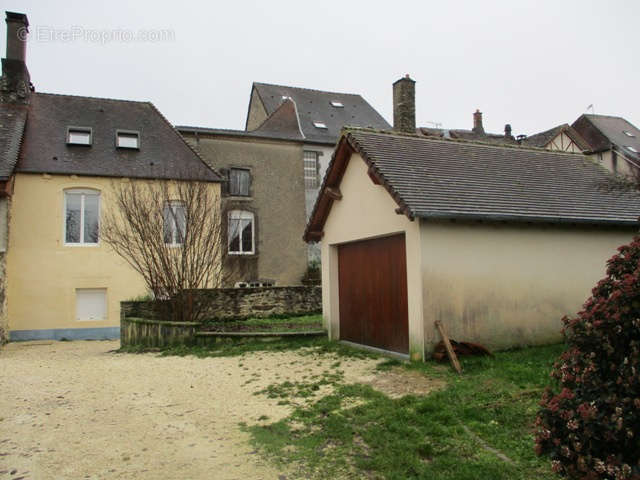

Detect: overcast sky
[4, 0, 639, 137]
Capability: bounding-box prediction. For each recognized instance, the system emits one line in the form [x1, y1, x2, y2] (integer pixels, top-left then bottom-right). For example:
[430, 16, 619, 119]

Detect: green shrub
[535, 237, 640, 479]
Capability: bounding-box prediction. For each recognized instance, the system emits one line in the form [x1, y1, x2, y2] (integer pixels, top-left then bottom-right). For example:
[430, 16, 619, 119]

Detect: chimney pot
[472, 109, 484, 134]
[393, 75, 416, 134]
[504, 124, 512, 138]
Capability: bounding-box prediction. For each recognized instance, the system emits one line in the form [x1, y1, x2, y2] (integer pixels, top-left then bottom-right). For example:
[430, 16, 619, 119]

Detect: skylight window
[67, 127, 92, 145]
[116, 130, 140, 149]
[313, 122, 327, 129]
[625, 145, 638, 153]
[623, 130, 636, 138]
[330, 101, 344, 108]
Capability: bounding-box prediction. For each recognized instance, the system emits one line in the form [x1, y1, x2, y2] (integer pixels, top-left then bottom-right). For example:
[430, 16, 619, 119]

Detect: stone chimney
[472, 109, 484, 134]
[393, 74, 415, 134]
[504, 124, 512, 139]
[1, 12, 31, 103]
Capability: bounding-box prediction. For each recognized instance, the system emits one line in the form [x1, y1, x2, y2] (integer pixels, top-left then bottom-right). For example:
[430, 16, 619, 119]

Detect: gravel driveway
[0, 340, 385, 480]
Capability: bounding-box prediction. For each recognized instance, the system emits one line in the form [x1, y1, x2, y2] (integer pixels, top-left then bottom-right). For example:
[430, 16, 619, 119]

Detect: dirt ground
[0, 341, 442, 480]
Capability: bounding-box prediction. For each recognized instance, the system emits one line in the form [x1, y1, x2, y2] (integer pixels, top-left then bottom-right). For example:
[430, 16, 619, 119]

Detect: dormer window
[313, 121, 327, 129]
[623, 131, 636, 138]
[116, 130, 140, 149]
[67, 127, 92, 145]
[330, 101, 344, 108]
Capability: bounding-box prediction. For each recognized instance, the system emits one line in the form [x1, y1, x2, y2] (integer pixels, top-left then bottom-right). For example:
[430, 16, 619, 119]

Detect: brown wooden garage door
[338, 234, 409, 354]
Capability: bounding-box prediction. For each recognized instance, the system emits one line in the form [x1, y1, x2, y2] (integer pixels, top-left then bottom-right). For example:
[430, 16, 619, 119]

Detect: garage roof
[304, 129, 640, 241]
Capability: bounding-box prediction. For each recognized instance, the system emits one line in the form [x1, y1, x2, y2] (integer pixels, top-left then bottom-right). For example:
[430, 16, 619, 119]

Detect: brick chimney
[472, 109, 484, 134]
[504, 124, 513, 139]
[393, 74, 416, 134]
[1, 11, 31, 103]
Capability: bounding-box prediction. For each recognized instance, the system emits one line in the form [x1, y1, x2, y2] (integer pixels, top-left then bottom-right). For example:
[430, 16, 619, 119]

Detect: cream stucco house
[0, 12, 222, 340]
[304, 120, 640, 360]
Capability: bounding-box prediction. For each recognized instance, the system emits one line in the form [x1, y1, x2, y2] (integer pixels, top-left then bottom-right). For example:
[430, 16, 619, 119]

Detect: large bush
[535, 237, 640, 479]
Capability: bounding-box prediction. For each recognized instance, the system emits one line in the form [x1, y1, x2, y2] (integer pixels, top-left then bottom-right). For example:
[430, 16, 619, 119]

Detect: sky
[3, 0, 639, 137]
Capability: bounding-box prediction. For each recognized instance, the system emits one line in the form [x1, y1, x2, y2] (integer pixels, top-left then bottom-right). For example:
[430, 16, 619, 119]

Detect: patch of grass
[119, 337, 382, 360]
[255, 371, 345, 400]
[247, 343, 565, 480]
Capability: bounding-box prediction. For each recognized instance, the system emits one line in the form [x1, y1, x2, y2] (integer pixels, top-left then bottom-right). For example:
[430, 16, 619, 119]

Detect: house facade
[1, 14, 222, 341]
[245, 82, 391, 261]
[178, 119, 308, 287]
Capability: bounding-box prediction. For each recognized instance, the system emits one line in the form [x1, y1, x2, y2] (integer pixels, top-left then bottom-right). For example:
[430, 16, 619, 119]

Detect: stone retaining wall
[120, 317, 199, 348]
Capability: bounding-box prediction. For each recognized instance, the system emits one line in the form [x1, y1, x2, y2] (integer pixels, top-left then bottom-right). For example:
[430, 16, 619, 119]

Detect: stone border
[121, 317, 199, 348]
[194, 330, 326, 346]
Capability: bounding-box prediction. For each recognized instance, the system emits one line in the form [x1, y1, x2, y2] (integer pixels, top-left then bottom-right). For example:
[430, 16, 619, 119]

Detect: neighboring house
[304, 83, 640, 361]
[572, 114, 640, 176]
[245, 82, 391, 261]
[0, 13, 222, 341]
[178, 103, 308, 287]
[520, 124, 590, 153]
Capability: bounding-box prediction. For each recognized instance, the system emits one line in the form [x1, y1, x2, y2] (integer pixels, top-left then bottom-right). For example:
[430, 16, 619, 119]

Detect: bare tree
[102, 176, 225, 323]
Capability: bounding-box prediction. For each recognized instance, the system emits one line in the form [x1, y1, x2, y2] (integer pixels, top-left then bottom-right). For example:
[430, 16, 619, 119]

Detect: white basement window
[330, 101, 344, 107]
[76, 288, 107, 321]
[116, 130, 140, 149]
[313, 121, 327, 129]
[67, 127, 92, 145]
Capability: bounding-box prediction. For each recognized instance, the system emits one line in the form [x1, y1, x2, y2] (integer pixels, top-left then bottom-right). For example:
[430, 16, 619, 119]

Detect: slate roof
[17, 93, 221, 181]
[305, 129, 640, 240]
[522, 124, 590, 151]
[0, 103, 27, 180]
[572, 114, 640, 163]
[418, 127, 517, 145]
[248, 82, 391, 144]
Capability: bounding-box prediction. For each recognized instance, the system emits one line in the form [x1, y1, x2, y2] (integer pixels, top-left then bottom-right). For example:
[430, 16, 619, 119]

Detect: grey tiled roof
[17, 93, 221, 181]
[176, 125, 304, 143]
[573, 114, 640, 163]
[418, 127, 518, 145]
[0, 103, 27, 179]
[347, 129, 640, 225]
[250, 82, 390, 144]
[522, 124, 590, 151]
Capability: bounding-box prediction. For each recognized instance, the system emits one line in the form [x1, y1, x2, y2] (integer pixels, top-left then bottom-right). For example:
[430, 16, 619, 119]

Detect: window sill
[228, 251, 256, 256]
[226, 196, 253, 201]
[64, 243, 100, 247]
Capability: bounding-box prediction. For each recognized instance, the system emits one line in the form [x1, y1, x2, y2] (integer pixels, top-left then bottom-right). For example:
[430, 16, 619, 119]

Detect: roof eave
[417, 211, 639, 228]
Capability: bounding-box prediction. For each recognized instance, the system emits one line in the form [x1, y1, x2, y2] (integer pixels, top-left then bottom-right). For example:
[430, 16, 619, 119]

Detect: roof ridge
[344, 127, 587, 156]
[584, 113, 628, 121]
[35, 91, 151, 105]
[253, 82, 364, 99]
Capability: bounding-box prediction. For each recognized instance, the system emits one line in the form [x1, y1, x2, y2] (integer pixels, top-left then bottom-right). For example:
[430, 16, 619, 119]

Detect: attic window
[330, 101, 344, 108]
[623, 131, 635, 137]
[313, 122, 327, 129]
[116, 130, 140, 149]
[625, 146, 639, 153]
[67, 127, 92, 145]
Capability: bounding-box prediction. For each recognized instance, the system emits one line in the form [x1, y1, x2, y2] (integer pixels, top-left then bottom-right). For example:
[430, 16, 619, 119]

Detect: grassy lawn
[200, 314, 323, 332]
[246, 343, 564, 480]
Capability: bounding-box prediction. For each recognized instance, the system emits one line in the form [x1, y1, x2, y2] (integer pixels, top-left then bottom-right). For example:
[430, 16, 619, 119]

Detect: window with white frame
[163, 201, 186, 246]
[67, 127, 92, 145]
[65, 189, 100, 245]
[304, 151, 319, 189]
[229, 168, 250, 196]
[228, 210, 254, 254]
[116, 130, 140, 149]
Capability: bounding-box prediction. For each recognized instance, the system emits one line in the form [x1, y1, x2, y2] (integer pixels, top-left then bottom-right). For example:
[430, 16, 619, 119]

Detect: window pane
[175, 205, 186, 244]
[117, 133, 139, 148]
[68, 130, 91, 145]
[163, 205, 173, 244]
[228, 218, 241, 252]
[230, 169, 250, 196]
[84, 194, 99, 243]
[304, 151, 318, 189]
[65, 193, 81, 243]
[241, 218, 252, 253]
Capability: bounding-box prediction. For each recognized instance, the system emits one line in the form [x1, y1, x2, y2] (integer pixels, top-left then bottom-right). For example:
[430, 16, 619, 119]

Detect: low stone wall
[192, 286, 321, 320]
[120, 317, 199, 348]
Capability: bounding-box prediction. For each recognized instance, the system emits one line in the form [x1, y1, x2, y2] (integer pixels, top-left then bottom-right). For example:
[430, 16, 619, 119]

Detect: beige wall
[420, 221, 634, 352]
[547, 132, 583, 153]
[0, 197, 8, 342]
[6, 173, 221, 339]
[183, 133, 308, 286]
[245, 88, 268, 131]
[320, 153, 425, 360]
[589, 150, 636, 177]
